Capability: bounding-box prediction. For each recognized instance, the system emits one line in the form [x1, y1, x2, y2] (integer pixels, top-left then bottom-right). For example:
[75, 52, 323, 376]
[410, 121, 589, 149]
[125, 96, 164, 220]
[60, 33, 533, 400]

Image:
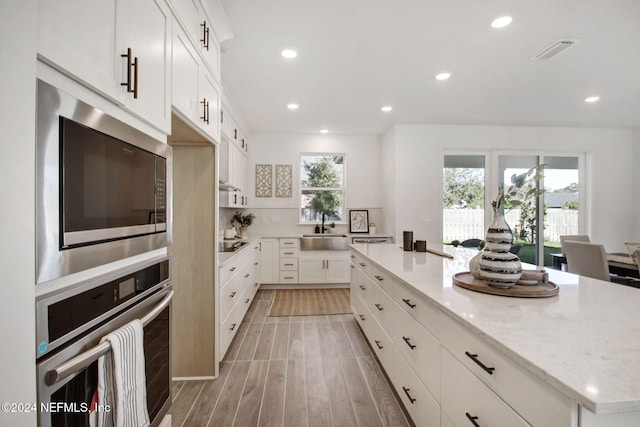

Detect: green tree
[563, 198, 579, 210]
[303, 157, 342, 219]
[443, 168, 484, 208]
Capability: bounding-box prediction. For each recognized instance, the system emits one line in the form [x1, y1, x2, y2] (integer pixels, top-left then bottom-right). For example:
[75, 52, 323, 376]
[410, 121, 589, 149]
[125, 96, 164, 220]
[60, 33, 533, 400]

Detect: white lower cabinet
[259, 239, 279, 284]
[350, 248, 577, 427]
[299, 250, 350, 284]
[218, 242, 260, 358]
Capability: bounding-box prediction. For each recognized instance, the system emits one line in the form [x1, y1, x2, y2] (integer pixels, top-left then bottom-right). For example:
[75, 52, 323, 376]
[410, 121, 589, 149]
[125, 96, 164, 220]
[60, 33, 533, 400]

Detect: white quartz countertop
[350, 243, 640, 415]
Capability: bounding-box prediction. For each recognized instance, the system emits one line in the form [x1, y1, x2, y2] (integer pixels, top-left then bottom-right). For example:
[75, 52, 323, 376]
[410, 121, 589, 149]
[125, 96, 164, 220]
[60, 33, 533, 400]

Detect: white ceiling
[219, 0, 640, 135]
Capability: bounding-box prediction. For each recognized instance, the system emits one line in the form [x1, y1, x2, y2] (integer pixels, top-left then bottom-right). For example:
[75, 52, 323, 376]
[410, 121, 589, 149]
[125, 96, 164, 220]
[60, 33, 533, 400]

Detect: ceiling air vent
[532, 39, 578, 60]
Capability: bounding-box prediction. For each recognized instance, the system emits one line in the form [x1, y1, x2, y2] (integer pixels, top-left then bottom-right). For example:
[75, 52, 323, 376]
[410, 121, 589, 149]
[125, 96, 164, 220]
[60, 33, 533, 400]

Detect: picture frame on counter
[349, 209, 369, 233]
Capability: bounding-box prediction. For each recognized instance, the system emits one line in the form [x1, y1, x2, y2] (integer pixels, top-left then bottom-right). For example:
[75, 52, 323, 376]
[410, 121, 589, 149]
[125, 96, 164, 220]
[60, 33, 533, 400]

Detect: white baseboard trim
[172, 376, 216, 381]
[259, 283, 349, 290]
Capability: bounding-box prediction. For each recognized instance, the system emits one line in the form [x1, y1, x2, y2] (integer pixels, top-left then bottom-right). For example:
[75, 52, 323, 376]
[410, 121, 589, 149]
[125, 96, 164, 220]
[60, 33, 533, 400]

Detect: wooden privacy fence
[443, 209, 579, 242]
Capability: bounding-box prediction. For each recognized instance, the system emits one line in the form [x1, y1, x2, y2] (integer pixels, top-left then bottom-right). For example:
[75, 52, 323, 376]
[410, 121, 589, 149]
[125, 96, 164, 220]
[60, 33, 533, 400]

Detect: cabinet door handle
[200, 21, 209, 50]
[326, 260, 329, 269]
[230, 323, 237, 331]
[359, 262, 366, 267]
[402, 336, 417, 350]
[359, 314, 366, 321]
[465, 351, 495, 375]
[254, 262, 259, 266]
[465, 412, 480, 427]
[402, 387, 416, 404]
[200, 98, 209, 124]
[374, 275, 383, 281]
[359, 285, 366, 290]
[121, 47, 138, 98]
[233, 194, 237, 204]
[234, 128, 238, 139]
[230, 291, 236, 298]
[402, 298, 416, 309]
[374, 303, 383, 311]
[374, 340, 383, 350]
[221, 109, 224, 123]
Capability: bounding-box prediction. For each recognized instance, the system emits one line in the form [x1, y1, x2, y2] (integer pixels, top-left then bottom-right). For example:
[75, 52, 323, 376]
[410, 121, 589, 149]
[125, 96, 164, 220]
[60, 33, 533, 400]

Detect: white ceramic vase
[478, 212, 522, 288]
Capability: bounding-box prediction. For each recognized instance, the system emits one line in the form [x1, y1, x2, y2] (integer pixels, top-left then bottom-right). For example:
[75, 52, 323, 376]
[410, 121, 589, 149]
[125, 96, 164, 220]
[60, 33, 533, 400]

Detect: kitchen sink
[300, 234, 350, 250]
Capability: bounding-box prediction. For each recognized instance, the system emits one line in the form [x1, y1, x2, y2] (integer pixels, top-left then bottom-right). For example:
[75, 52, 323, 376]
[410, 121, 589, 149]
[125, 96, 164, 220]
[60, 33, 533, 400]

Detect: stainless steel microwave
[36, 80, 172, 284]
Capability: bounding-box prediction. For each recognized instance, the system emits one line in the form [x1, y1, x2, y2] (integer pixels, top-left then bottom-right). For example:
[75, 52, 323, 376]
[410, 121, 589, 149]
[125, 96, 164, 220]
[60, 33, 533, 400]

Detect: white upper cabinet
[37, 0, 171, 133]
[172, 22, 221, 142]
[171, 0, 221, 81]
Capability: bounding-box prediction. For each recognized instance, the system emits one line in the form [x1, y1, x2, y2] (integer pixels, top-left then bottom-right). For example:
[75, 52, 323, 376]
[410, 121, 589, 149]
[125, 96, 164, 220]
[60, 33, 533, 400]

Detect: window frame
[299, 152, 347, 225]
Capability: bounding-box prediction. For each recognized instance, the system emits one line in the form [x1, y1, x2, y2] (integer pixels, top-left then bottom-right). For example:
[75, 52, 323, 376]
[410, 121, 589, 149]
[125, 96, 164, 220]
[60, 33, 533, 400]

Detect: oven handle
[45, 290, 174, 387]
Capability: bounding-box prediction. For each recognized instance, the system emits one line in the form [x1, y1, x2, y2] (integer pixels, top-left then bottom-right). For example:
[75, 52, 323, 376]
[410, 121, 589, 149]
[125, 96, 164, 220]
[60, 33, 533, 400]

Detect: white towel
[97, 319, 150, 427]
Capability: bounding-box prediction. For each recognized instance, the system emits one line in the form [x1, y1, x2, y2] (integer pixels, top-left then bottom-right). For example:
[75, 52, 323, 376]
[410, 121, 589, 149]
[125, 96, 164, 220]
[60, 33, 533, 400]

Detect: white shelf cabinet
[38, 0, 171, 133]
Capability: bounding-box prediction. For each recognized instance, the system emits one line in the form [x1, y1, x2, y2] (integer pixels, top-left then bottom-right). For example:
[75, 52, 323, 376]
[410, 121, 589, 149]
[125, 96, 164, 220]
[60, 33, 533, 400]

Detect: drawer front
[440, 314, 574, 427]
[350, 250, 371, 276]
[369, 264, 394, 292]
[219, 303, 244, 359]
[280, 238, 300, 248]
[384, 338, 440, 427]
[279, 247, 299, 257]
[279, 271, 299, 283]
[219, 275, 245, 324]
[392, 282, 441, 339]
[279, 257, 299, 270]
[364, 277, 397, 328]
[386, 301, 440, 402]
[441, 348, 529, 427]
[220, 258, 242, 286]
[351, 267, 371, 301]
[351, 294, 371, 337]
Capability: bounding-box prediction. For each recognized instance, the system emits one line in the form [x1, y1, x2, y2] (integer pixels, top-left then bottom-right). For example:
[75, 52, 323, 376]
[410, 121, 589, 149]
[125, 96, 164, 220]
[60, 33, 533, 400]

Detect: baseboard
[172, 375, 216, 381]
[260, 283, 349, 290]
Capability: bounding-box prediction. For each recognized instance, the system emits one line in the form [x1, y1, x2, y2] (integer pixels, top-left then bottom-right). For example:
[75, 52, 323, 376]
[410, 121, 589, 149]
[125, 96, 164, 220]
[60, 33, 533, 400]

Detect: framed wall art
[349, 209, 369, 233]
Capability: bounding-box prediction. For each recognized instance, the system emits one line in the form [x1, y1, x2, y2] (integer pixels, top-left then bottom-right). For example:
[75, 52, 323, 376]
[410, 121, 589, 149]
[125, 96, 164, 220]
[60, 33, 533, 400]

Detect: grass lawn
[515, 242, 561, 266]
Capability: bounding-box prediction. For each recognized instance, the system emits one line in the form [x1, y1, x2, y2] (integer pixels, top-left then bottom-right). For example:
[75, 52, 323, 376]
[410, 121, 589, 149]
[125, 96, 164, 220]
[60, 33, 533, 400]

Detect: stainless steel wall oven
[36, 256, 172, 427]
[36, 79, 172, 284]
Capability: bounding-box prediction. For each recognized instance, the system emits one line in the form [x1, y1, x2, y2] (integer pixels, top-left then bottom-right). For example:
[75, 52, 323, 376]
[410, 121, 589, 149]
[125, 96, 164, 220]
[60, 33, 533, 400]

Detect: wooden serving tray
[453, 272, 559, 298]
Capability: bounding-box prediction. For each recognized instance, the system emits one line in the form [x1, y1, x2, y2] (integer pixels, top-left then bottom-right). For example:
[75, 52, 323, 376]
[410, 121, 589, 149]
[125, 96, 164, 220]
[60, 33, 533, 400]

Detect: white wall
[0, 1, 37, 425]
[634, 128, 640, 238]
[229, 132, 386, 234]
[384, 124, 635, 252]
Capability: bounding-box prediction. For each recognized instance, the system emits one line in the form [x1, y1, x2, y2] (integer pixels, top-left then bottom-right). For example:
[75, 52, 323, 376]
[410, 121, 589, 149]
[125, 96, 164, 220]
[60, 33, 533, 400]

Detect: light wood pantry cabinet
[171, 20, 221, 142]
[168, 141, 216, 377]
[37, 0, 172, 133]
[299, 250, 350, 284]
[218, 242, 261, 358]
[350, 248, 576, 427]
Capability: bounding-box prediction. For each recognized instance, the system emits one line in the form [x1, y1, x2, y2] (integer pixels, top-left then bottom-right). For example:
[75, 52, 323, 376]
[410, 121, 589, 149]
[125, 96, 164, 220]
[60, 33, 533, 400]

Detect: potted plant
[231, 211, 255, 238]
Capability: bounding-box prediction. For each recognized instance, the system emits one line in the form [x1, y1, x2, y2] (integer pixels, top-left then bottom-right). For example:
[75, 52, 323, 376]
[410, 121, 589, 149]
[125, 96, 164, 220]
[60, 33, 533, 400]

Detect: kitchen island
[350, 243, 640, 427]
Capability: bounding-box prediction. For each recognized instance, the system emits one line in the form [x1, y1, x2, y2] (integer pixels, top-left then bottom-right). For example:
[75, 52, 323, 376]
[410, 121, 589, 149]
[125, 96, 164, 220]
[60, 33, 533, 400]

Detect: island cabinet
[350, 249, 577, 427]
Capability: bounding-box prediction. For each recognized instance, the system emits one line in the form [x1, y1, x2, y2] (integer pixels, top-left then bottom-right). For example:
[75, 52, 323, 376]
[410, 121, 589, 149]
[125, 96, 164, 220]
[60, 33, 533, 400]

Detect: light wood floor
[170, 289, 413, 427]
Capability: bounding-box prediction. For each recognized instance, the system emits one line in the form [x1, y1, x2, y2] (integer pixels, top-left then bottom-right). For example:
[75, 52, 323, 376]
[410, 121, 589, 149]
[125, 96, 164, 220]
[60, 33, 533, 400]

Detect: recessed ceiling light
[320, 129, 329, 134]
[491, 16, 512, 28]
[281, 49, 298, 59]
[585, 96, 600, 103]
[435, 72, 451, 81]
[381, 105, 393, 112]
[287, 103, 299, 110]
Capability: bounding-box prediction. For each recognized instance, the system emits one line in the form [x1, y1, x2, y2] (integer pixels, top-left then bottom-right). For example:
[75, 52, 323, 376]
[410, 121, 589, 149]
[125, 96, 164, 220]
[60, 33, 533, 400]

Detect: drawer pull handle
[351, 265, 355, 269]
[284, 263, 294, 266]
[465, 412, 480, 427]
[359, 262, 366, 267]
[284, 276, 294, 279]
[465, 351, 495, 375]
[230, 291, 237, 297]
[402, 336, 416, 350]
[245, 298, 250, 303]
[402, 298, 416, 309]
[351, 255, 355, 258]
[254, 282, 259, 287]
[359, 314, 366, 321]
[229, 267, 237, 272]
[254, 262, 259, 266]
[402, 387, 416, 404]
[359, 285, 366, 290]
[244, 274, 250, 278]
[374, 340, 383, 350]
[374, 303, 383, 311]
[284, 252, 293, 255]
[374, 275, 384, 281]
[284, 242, 293, 245]
[230, 323, 237, 331]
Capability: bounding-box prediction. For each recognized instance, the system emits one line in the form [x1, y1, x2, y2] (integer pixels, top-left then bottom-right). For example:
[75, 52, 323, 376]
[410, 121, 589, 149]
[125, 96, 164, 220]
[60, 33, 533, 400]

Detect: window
[300, 154, 345, 223]
[443, 155, 486, 243]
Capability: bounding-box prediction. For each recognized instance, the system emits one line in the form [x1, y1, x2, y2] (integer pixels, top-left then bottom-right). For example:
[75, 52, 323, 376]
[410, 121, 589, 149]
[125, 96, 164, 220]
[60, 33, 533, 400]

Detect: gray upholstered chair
[559, 235, 590, 253]
[563, 240, 610, 281]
